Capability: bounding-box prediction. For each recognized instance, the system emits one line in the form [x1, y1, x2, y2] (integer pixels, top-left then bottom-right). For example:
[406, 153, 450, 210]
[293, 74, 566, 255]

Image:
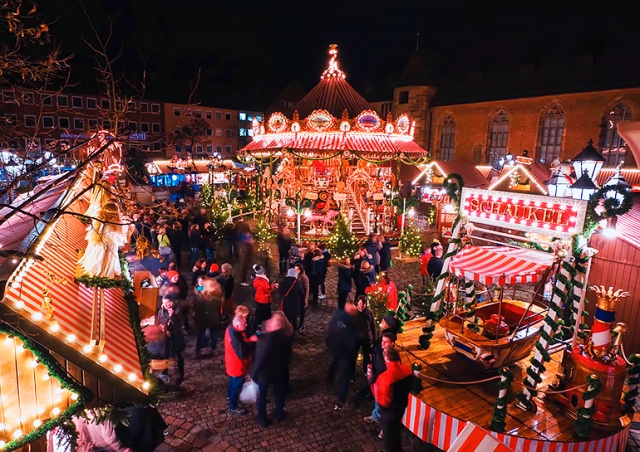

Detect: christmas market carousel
[397, 151, 637, 451]
[239, 44, 429, 242]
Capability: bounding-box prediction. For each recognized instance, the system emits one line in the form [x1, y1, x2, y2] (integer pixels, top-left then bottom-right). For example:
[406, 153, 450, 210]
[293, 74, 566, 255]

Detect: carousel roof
[295, 45, 374, 118]
[240, 45, 429, 160]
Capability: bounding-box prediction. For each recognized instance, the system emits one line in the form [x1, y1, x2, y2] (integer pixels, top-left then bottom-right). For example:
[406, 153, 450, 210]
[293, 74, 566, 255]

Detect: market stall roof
[147, 158, 245, 175]
[488, 162, 551, 194]
[401, 161, 489, 187]
[449, 245, 555, 286]
[596, 168, 640, 192]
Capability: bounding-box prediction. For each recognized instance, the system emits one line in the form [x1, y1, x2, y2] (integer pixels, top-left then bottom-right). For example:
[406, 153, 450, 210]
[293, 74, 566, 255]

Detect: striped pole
[576, 374, 602, 438]
[464, 278, 478, 330]
[517, 255, 574, 411]
[570, 249, 595, 349]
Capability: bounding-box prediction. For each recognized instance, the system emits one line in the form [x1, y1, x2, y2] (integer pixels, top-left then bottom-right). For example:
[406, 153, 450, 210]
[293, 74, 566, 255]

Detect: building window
[439, 116, 455, 161]
[59, 117, 70, 129]
[239, 128, 246, 137]
[206, 128, 212, 136]
[42, 94, 53, 106]
[216, 146, 222, 153]
[24, 115, 36, 127]
[225, 112, 232, 120]
[117, 121, 125, 131]
[140, 102, 148, 112]
[73, 118, 84, 130]
[72, 96, 83, 108]
[151, 103, 160, 113]
[57, 95, 68, 107]
[23, 92, 34, 104]
[216, 128, 223, 137]
[173, 107, 181, 117]
[153, 142, 162, 151]
[225, 145, 232, 154]
[215, 111, 222, 120]
[206, 111, 212, 119]
[256, 115, 262, 122]
[398, 91, 409, 104]
[206, 145, 213, 153]
[247, 115, 253, 121]
[195, 110, 202, 118]
[537, 104, 564, 164]
[196, 144, 204, 154]
[2, 91, 14, 103]
[103, 119, 112, 129]
[239, 112, 246, 121]
[487, 110, 509, 168]
[115, 100, 123, 111]
[152, 123, 161, 133]
[599, 102, 632, 167]
[128, 121, 137, 131]
[88, 118, 99, 129]
[101, 99, 110, 110]
[473, 143, 484, 163]
[86, 98, 97, 109]
[225, 129, 233, 137]
[43, 116, 55, 128]
[5, 113, 17, 126]
[140, 122, 150, 132]
[185, 108, 192, 117]
[248, 129, 253, 137]
[128, 101, 136, 112]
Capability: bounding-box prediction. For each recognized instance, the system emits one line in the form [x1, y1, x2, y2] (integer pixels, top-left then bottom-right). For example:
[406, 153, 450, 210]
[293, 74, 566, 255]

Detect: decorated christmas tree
[254, 214, 275, 252]
[327, 213, 359, 261]
[365, 285, 391, 322]
[399, 225, 423, 258]
[199, 183, 214, 208]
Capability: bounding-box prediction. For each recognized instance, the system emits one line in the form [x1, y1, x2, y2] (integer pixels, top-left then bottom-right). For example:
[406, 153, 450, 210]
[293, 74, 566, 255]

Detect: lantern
[603, 165, 631, 204]
[570, 173, 598, 201]
[571, 139, 605, 182]
[546, 168, 571, 198]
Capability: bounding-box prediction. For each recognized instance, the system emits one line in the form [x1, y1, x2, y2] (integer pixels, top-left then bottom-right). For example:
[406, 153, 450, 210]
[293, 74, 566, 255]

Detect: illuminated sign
[460, 188, 588, 239]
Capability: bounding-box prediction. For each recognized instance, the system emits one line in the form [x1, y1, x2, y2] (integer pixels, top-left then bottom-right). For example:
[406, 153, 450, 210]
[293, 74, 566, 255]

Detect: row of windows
[173, 108, 233, 121]
[190, 144, 233, 154]
[437, 101, 632, 168]
[238, 112, 262, 122]
[5, 114, 163, 133]
[1, 91, 162, 113]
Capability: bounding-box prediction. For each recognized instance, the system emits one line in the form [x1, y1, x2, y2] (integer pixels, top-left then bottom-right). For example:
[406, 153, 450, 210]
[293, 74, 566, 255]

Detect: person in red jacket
[253, 264, 275, 328]
[379, 272, 398, 311]
[224, 305, 258, 415]
[371, 347, 414, 451]
[419, 244, 432, 286]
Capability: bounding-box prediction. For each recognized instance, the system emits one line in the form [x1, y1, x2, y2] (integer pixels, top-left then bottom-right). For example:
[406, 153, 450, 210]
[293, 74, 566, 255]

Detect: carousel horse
[303, 209, 339, 230]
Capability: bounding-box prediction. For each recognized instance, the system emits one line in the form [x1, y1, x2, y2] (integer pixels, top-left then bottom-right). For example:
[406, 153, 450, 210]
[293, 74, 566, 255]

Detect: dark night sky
[36, 0, 640, 110]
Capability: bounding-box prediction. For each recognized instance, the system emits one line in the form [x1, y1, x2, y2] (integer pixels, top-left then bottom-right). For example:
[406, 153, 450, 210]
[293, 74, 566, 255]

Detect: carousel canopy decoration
[240, 45, 429, 163]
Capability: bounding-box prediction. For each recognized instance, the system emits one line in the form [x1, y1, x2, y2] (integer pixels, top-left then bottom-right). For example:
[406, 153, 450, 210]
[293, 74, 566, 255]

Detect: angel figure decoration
[78, 201, 127, 278]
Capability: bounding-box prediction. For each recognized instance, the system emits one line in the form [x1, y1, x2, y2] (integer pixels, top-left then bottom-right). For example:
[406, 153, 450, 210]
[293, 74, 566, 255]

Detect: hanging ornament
[42, 288, 55, 321]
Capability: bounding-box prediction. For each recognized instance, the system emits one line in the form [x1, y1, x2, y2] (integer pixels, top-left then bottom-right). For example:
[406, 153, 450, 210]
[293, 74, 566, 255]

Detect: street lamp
[571, 139, 606, 181]
[570, 173, 598, 201]
[546, 168, 571, 198]
[603, 163, 631, 203]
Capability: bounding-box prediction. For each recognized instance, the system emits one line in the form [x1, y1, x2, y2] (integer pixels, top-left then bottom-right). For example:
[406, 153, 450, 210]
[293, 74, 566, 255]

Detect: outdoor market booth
[239, 45, 429, 242]
[0, 131, 153, 450]
[145, 156, 254, 190]
[397, 160, 637, 451]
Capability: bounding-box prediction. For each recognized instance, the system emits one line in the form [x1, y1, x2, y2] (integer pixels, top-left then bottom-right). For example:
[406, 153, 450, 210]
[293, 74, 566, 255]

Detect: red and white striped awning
[2, 213, 145, 389]
[449, 246, 555, 286]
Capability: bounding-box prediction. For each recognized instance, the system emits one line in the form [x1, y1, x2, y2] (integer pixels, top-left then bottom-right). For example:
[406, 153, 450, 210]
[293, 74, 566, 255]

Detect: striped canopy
[449, 246, 555, 286]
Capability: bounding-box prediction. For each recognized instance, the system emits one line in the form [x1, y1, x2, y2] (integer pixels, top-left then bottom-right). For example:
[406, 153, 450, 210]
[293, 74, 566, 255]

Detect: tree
[399, 225, 423, 258]
[327, 213, 359, 261]
[170, 117, 209, 156]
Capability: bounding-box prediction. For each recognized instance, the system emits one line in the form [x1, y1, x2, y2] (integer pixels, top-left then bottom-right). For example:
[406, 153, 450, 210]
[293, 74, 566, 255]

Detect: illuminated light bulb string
[320, 44, 346, 80]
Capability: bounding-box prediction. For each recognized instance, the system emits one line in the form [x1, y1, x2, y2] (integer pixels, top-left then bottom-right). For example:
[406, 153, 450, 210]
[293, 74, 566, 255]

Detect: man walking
[325, 299, 360, 410]
[372, 348, 414, 451]
[224, 305, 258, 415]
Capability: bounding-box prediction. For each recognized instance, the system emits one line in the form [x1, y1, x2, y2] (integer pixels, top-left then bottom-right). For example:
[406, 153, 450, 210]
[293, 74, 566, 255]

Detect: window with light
[599, 102, 631, 167]
[487, 110, 509, 168]
[439, 116, 455, 161]
[537, 104, 564, 164]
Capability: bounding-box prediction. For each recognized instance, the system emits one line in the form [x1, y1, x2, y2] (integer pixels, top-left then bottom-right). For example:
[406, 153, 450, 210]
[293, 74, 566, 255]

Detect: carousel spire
[321, 44, 346, 80]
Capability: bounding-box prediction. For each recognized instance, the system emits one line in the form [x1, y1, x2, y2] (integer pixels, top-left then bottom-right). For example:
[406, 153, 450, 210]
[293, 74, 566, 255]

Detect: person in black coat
[427, 240, 445, 277]
[319, 245, 331, 299]
[114, 405, 167, 452]
[354, 295, 377, 374]
[379, 235, 392, 272]
[250, 311, 294, 427]
[280, 268, 304, 330]
[276, 228, 293, 276]
[354, 261, 373, 298]
[193, 277, 223, 358]
[156, 295, 185, 385]
[336, 257, 352, 310]
[325, 299, 359, 410]
[166, 222, 184, 269]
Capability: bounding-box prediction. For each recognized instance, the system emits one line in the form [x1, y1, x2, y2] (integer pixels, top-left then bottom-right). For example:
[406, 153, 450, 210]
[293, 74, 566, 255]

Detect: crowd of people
[137, 198, 417, 451]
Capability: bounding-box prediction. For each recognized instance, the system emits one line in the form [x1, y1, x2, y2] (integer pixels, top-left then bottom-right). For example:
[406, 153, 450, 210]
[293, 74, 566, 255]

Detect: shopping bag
[239, 378, 260, 404]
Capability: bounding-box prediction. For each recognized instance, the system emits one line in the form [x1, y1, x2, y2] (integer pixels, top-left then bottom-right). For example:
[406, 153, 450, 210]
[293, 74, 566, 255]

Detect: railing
[349, 184, 370, 235]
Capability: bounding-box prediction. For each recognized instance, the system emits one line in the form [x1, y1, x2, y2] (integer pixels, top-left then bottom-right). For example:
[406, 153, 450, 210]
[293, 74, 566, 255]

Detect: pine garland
[575, 374, 602, 438]
[395, 289, 412, 333]
[0, 323, 93, 452]
[327, 213, 360, 261]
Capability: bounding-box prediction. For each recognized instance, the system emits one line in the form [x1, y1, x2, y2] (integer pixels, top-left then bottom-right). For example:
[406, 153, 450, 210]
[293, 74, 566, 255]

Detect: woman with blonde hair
[250, 310, 294, 426]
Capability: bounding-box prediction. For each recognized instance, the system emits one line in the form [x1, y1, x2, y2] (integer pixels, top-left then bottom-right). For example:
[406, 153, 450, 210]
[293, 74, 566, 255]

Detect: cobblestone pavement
[155, 253, 438, 452]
